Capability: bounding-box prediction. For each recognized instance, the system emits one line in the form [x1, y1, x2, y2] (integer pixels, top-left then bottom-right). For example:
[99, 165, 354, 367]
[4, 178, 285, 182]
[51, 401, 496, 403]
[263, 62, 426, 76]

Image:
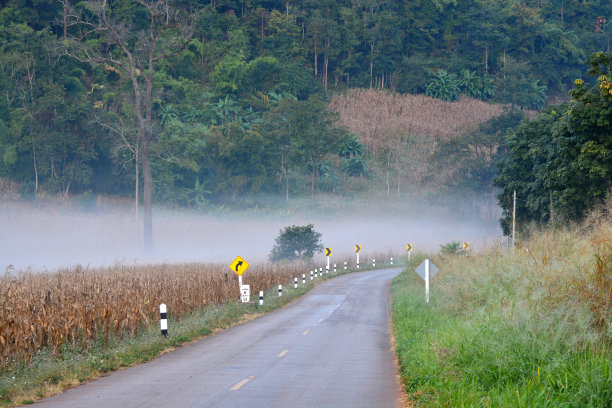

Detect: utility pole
[512, 190, 516, 250]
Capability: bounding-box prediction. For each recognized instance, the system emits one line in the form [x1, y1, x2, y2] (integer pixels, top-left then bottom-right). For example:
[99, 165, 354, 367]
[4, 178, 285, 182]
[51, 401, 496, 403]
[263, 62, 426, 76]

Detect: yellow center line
[278, 349, 289, 358]
[230, 378, 252, 391]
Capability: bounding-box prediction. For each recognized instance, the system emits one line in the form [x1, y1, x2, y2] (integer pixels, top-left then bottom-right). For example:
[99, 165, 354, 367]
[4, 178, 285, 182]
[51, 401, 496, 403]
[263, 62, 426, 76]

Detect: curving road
[36, 268, 403, 408]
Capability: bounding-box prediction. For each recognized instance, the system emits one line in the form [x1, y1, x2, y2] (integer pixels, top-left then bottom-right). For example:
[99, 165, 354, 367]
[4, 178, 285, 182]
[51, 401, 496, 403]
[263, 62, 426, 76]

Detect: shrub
[268, 224, 323, 262]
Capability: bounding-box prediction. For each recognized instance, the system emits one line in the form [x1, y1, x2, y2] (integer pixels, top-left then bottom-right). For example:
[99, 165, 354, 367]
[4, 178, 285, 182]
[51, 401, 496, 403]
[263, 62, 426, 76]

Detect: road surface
[36, 268, 403, 408]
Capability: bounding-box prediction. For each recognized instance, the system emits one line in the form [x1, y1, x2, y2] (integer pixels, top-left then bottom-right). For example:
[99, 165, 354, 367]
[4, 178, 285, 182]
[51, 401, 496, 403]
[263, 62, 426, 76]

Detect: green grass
[392, 221, 611, 407]
[0, 260, 391, 406]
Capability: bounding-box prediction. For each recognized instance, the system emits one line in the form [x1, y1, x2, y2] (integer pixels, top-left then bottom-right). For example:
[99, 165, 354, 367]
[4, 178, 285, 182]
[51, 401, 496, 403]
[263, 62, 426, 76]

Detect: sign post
[415, 259, 438, 304]
[229, 256, 250, 302]
[325, 247, 332, 272]
[354, 244, 361, 268]
[406, 243, 413, 261]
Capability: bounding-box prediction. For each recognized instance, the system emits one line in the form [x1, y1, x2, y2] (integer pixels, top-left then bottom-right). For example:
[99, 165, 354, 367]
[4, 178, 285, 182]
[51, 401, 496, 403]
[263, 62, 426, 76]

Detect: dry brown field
[0, 261, 308, 367]
[329, 89, 507, 152]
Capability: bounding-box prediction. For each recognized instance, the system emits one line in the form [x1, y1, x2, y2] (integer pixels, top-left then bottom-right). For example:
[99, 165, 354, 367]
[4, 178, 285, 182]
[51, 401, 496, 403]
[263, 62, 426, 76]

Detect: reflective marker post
[160, 304, 168, 336]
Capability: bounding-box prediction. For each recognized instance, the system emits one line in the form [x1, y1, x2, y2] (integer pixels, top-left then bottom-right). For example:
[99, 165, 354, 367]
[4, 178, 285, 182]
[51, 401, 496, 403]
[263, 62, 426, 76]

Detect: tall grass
[392, 212, 611, 406]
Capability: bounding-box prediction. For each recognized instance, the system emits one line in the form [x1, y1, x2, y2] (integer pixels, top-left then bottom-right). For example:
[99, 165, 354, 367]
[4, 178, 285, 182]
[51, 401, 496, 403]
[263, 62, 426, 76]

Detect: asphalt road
[36, 267, 403, 408]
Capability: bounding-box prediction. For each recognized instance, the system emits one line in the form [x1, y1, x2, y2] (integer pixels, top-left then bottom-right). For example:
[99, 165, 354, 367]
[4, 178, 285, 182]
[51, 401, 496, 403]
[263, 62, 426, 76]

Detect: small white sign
[240, 284, 250, 303]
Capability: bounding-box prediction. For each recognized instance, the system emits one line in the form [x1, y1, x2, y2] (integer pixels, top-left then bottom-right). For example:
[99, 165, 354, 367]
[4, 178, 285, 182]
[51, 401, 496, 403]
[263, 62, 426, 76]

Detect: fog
[1, 201, 502, 273]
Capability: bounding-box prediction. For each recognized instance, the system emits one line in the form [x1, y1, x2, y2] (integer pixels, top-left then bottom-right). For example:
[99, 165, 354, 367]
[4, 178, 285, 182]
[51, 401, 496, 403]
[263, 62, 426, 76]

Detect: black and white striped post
[302, 274, 306, 284]
[278, 285, 283, 297]
[333, 264, 337, 273]
[344, 261, 347, 270]
[294, 277, 298, 288]
[314, 269, 318, 278]
[326, 265, 329, 274]
[160, 304, 168, 336]
[310, 271, 313, 280]
[259, 290, 264, 305]
[372, 259, 376, 267]
[390, 257, 394, 265]
[319, 267, 323, 276]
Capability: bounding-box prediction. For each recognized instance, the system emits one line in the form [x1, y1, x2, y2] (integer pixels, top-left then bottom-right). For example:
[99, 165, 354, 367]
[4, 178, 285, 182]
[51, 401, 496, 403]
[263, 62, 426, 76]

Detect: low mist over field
[1, 201, 501, 273]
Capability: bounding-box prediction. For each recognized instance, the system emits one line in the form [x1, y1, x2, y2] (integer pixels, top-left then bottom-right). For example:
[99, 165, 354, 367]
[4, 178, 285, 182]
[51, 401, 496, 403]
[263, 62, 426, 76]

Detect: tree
[284, 96, 348, 199]
[495, 52, 612, 234]
[269, 224, 323, 262]
[63, 0, 194, 250]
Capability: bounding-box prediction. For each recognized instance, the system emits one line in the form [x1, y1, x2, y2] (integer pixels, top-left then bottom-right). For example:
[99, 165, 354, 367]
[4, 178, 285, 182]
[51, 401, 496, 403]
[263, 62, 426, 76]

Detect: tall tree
[63, 0, 193, 250]
[285, 96, 348, 199]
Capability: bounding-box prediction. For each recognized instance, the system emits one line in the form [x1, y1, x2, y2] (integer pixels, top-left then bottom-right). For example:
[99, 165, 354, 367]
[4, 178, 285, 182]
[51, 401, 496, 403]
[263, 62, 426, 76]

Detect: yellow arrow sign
[325, 247, 332, 257]
[229, 256, 249, 276]
[406, 243, 413, 252]
[354, 244, 361, 253]
[462, 242, 470, 250]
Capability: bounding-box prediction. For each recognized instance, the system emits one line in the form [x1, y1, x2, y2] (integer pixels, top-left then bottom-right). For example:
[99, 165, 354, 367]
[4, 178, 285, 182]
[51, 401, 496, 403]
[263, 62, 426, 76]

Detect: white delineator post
[333, 264, 337, 273]
[373, 259, 376, 267]
[425, 259, 430, 304]
[512, 190, 517, 250]
[302, 274, 306, 284]
[344, 261, 347, 270]
[310, 271, 313, 280]
[294, 277, 298, 288]
[259, 291, 263, 305]
[314, 269, 318, 278]
[278, 285, 283, 297]
[390, 257, 394, 265]
[160, 304, 168, 336]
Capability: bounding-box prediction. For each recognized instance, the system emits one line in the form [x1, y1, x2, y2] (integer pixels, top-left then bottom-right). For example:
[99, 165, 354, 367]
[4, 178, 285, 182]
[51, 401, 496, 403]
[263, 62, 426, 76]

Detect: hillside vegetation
[392, 206, 612, 406]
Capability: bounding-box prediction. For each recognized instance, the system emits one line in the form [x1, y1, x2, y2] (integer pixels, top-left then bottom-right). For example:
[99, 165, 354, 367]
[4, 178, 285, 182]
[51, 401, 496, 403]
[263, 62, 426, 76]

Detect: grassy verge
[0, 260, 392, 406]
[392, 219, 611, 407]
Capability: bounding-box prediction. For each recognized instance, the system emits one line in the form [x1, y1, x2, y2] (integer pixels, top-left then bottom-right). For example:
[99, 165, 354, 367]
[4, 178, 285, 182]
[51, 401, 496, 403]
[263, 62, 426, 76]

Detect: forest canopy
[0, 0, 609, 227]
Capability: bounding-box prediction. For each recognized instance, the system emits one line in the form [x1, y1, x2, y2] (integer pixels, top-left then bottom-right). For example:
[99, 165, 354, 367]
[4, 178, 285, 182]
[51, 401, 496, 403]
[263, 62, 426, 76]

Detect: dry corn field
[0, 261, 309, 367]
[329, 89, 506, 152]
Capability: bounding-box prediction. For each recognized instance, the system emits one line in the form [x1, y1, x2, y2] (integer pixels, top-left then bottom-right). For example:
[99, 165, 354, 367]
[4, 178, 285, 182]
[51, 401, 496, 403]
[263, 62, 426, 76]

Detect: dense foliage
[269, 224, 323, 262]
[0, 0, 610, 214]
[496, 52, 612, 234]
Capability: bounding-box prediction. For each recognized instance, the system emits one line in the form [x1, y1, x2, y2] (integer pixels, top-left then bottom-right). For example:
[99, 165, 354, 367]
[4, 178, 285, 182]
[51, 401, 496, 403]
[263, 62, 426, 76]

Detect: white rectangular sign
[240, 284, 250, 303]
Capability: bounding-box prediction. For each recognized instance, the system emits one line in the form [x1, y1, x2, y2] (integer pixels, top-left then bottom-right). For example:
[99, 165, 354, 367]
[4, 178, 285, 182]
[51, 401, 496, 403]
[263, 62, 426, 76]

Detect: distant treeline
[0, 0, 610, 219]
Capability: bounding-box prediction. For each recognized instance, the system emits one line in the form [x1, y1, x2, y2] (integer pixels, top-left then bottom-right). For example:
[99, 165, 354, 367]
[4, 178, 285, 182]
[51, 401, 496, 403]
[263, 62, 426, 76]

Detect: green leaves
[426, 69, 461, 101]
[495, 52, 612, 233]
[269, 224, 323, 262]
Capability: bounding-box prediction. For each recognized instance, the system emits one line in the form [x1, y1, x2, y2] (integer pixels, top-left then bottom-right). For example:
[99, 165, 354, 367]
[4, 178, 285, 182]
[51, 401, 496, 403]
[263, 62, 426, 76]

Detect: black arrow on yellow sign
[325, 247, 332, 257]
[354, 244, 361, 253]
